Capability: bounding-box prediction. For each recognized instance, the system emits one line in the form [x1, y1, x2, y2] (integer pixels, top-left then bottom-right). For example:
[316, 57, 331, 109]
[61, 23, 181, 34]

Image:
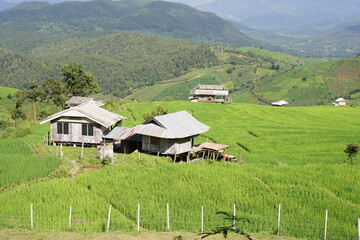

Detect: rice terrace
[0, 0, 360, 239]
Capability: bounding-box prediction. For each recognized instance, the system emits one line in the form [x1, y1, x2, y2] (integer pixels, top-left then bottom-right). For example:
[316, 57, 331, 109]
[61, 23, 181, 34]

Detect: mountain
[198, 0, 360, 33]
[0, 0, 260, 49]
[0, 32, 219, 97]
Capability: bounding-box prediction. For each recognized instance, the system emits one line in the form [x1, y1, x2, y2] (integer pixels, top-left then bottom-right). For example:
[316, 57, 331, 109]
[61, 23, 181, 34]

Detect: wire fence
[0, 203, 359, 240]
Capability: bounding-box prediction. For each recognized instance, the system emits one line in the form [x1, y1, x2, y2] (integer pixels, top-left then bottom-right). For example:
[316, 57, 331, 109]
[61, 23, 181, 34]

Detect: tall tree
[43, 77, 67, 110]
[61, 61, 100, 97]
[27, 81, 45, 122]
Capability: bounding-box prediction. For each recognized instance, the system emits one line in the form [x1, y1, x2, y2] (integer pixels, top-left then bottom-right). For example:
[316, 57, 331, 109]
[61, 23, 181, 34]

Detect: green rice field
[0, 102, 359, 239]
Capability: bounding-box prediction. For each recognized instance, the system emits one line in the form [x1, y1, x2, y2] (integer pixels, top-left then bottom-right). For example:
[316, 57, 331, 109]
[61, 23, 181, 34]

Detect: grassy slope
[254, 56, 360, 106]
[0, 102, 359, 239]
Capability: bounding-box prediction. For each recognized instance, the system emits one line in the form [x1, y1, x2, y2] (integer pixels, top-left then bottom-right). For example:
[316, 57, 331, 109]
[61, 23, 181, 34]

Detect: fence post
[137, 203, 140, 233]
[324, 210, 328, 240]
[277, 203, 281, 236]
[69, 206, 72, 230]
[30, 204, 33, 229]
[60, 143, 63, 158]
[49, 142, 52, 153]
[233, 203, 236, 229]
[167, 203, 170, 231]
[81, 142, 84, 158]
[358, 218, 360, 240]
[138, 151, 140, 160]
[107, 205, 111, 232]
[201, 206, 204, 233]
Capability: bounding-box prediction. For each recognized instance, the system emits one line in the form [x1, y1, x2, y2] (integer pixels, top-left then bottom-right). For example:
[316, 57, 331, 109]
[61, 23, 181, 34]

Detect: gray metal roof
[192, 89, 228, 96]
[197, 85, 225, 90]
[65, 96, 93, 105]
[144, 111, 210, 139]
[103, 111, 210, 140]
[40, 103, 126, 128]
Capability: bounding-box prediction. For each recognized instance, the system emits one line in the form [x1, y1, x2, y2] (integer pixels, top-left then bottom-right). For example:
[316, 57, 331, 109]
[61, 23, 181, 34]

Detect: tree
[62, 61, 100, 97]
[344, 143, 359, 165]
[143, 106, 168, 121]
[43, 77, 67, 109]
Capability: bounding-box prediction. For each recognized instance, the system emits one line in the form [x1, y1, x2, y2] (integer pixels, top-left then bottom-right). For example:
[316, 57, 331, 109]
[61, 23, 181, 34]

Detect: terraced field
[0, 101, 359, 240]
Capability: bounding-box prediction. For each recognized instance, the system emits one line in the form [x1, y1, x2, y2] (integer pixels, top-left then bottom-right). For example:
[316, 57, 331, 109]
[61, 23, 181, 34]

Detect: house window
[82, 124, 94, 136]
[150, 136, 160, 145]
[57, 122, 69, 135]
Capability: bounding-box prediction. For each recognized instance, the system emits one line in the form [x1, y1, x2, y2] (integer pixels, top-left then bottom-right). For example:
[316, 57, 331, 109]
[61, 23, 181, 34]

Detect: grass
[0, 101, 359, 239]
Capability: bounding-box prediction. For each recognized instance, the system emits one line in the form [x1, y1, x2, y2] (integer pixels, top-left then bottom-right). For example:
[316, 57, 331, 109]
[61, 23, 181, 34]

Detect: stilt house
[189, 84, 229, 103]
[40, 103, 126, 145]
[103, 111, 210, 155]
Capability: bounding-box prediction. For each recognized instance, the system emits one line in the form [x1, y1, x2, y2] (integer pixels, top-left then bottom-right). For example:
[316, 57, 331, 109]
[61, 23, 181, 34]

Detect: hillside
[253, 56, 360, 106]
[0, 0, 260, 50]
[0, 101, 359, 239]
[0, 32, 219, 97]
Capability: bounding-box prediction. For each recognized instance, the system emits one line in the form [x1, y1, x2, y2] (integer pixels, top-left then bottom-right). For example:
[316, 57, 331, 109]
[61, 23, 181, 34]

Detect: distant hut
[271, 100, 289, 106]
[104, 111, 210, 155]
[333, 98, 348, 106]
[40, 103, 126, 145]
[189, 84, 230, 103]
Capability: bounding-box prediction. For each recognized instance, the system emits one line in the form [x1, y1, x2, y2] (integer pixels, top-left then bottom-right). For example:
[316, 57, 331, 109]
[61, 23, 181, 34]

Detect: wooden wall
[142, 135, 191, 155]
[51, 119, 107, 145]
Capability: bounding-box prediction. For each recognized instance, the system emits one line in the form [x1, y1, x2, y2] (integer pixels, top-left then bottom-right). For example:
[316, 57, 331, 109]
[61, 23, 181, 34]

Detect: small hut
[189, 84, 229, 103]
[271, 100, 289, 106]
[333, 98, 348, 106]
[104, 111, 210, 155]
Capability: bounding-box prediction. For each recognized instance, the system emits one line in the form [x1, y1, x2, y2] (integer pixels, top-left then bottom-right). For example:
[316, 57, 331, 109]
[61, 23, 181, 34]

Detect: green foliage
[200, 212, 252, 239]
[143, 106, 168, 121]
[0, 139, 59, 187]
[43, 77, 66, 109]
[344, 143, 359, 165]
[62, 61, 100, 97]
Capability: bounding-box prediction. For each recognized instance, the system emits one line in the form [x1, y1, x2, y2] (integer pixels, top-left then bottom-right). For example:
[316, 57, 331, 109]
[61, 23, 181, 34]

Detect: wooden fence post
[81, 142, 84, 158]
[324, 210, 328, 240]
[30, 204, 33, 229]
[56, 144, 58, 157]
[49, 143, 52, 153]
[137, 203, 140, 233]
[47, 131, 50, 145]
[167, 203, 170, 231]
[156, 152, 159, 163]
[277, 204, 281, 236]
[233, 203, 236, 229]
[358, 218, 360, 240]
[201, 206, 204, 233]
[60, 143, 63, 158]
[107, 205, 112, 232]
[69, 206, 72, 230]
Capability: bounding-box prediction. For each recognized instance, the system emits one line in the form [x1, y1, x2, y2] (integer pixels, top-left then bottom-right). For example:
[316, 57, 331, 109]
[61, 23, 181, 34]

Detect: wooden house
[40, 103, 126, 145]
[333, 98, 348, 106]
[189, 84, 229, 103]
[104, 111, 210, 155]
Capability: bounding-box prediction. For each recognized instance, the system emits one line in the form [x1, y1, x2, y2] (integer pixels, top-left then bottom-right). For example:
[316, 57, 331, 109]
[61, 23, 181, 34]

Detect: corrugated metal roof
[65, 96, 93, 105]
[198, 85, 225, 90]
[147, 111, 210, 139]
[271, 100, 289, 106]
[193, 89, 228, 96]
[336, 98, 347, 102]
[103, 111, 210, 140]
[40, 103, 126, 128]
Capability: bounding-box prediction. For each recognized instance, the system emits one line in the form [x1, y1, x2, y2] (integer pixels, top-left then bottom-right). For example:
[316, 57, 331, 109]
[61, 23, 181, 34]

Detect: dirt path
[69, 160, 79, 178]
[250, 91, 268, 105]
[324, 187, 360, 208]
